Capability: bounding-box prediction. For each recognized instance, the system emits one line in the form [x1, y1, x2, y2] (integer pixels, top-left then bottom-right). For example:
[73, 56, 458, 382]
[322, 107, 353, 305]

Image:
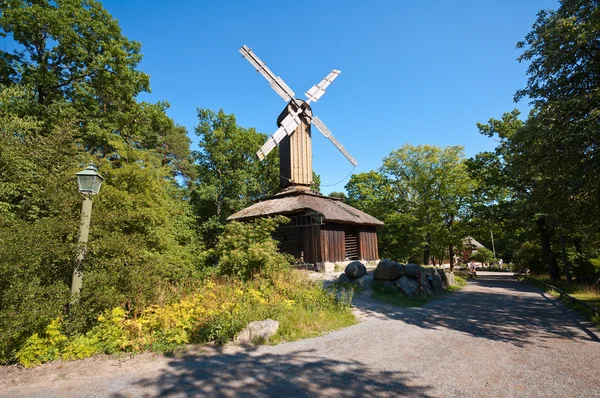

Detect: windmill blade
[240, 45, 295, 102]
[256, 110, 303, 160]
[305, 70, 341, 103]
[312, 116, 358, 166]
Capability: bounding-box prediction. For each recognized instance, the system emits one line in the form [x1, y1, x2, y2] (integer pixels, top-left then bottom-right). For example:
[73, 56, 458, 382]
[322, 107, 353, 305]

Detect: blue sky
[101, 0, 558, 194]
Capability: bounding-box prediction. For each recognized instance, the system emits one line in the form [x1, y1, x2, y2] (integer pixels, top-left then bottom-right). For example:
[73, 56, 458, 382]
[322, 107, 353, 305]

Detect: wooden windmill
[240, 45, 357, 190]
[230, 45, 383, 268]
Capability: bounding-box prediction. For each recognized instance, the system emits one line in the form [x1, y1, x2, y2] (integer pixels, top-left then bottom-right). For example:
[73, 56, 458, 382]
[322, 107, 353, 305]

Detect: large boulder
[338, 273, 352, 284]
[392, 276, 419, 297]
[373, 279, 397, 293]
[419, 273, 435, 295]
[403, 263, 421, 279]
[351, 274, 373, 290]
[235, 319, 279, 344]
[374, 259, 404, 280]
[437, 268, 449, 288]
[430, 272, 444, 292]
[345, 261, 367, 279]
[446, 272, 456, 287]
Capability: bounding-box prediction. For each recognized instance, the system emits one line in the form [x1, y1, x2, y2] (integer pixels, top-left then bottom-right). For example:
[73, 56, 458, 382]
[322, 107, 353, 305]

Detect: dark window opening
[344, 226, 359, 260]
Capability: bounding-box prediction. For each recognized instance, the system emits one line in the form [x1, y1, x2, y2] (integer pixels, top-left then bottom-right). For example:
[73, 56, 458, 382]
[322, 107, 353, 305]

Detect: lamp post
[71, 164, 104, 296]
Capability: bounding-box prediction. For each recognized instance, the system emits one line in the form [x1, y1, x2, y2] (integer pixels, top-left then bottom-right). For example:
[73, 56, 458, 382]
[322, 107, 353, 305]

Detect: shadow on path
[114, 348, 431, 397]
[354, 274, 599, 347]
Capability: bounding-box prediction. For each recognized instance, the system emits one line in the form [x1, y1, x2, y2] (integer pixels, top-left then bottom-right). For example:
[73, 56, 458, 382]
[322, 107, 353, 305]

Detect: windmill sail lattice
[239, 45, 357, 182]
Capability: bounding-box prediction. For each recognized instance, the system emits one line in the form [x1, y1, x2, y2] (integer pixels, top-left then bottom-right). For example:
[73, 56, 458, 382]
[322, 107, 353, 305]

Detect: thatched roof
[463, 236, 485, 249]
[228, 187, 384, 226]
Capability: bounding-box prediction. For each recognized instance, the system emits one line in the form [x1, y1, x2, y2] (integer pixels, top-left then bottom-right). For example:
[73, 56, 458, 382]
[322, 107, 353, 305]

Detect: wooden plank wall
[278, 120, 312, 187]
[319, 224, 345, 262]
[303, 225, 321, 263]
[358, 226, 379, 261]
[273, 226, 303, 260]
[273, 222, 379, 264]
[290, 122, 312, 186]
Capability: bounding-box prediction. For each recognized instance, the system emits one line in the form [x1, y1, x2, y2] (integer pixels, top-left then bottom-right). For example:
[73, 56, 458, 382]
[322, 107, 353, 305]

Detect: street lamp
[71, 164, 104, 296]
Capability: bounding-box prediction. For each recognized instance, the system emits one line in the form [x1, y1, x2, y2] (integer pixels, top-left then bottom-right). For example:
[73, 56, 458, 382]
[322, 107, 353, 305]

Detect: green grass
[449, 275, 468, 290]
[269, 307, 357, 344]
[526, 275, 600, 328]
[371, 275, 467, 308]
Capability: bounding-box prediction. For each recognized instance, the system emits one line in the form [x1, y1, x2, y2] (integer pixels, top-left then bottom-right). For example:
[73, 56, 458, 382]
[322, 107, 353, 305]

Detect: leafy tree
[192, 109, 279, 248]
[470, 247, 495, 267]
[0, 1, 200, 363]
[511, 0, 600, 279]
[346, 146, 473, 265]
[0, 0, 192, 177]
[472, 110, 565, 279]
[311, 171, 321, 193]
[0, 0, 147, 109]
[346, 171, 394, 221]
[328, 191, 347, 201]
[380, 145, 474, 266]
[345, 171, 419, 262]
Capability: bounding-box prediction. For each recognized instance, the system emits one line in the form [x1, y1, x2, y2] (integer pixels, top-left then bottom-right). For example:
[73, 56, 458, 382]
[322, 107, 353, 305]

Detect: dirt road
[2, 273, 599, 397]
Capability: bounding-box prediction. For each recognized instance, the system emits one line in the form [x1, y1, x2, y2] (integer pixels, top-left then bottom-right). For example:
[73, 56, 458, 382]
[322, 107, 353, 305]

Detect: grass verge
[525, 275, 600, 328]
[371, 275, 467, 308]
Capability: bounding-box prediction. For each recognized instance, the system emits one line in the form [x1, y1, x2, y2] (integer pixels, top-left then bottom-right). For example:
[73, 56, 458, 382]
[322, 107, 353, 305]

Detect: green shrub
[515, 242, 545, 274]
[215, 216, 291, 280]
[470, 247, 495, 265]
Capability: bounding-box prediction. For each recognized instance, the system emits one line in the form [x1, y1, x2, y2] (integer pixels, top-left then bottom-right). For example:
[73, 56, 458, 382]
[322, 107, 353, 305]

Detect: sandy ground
[1, 272, 599, 397]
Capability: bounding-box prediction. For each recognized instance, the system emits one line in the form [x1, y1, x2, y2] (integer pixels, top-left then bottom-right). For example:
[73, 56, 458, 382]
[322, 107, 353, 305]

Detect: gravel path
[2, 273, 599, 397]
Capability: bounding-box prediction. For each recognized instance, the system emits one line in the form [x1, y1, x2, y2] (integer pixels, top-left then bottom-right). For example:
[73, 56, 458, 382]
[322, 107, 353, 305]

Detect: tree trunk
[537, 219, 559, 280]
[423, 232, 431, 266]
[449, 243, 455, 271]
[558, 231, 572, 284]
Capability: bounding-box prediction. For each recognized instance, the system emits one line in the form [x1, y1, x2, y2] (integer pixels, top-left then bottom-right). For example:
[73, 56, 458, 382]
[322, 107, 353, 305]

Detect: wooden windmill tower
[239, 45, 357, 189]
[230, 45, 383, 268]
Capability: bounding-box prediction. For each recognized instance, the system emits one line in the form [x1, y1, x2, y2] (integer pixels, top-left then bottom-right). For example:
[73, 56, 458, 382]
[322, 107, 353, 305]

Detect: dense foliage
[346, 144, 474, 267]
[468, 0, 600, 280]
[191, 109, 279, 248]
[0, 0, 296, 365]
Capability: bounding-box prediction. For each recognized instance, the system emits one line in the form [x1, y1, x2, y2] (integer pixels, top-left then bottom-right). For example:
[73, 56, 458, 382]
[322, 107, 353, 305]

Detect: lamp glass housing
[76, 164, 104, 195]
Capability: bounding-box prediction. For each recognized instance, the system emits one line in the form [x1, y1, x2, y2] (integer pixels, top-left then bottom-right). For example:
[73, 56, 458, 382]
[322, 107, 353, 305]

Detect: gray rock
[430, 273, 444, 292]
[373, 279, 398, 293]
[338, 273, 352, 284]
[235, 319, 279, 344]
[373, 259, 404, 280]
[437, 268, 449, 288]
[403, 263, 421, 279]
[351, 274, 373, 290]
[345, 261, 367, 279]
[392, 276, 419, 297]
[419, 273, 434, 295]
[446, 272, 456, 287]
[422, 267, 433, 276]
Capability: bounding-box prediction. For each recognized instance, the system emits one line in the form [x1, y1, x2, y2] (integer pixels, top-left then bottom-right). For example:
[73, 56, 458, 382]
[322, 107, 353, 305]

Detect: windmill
[239, 45, 357, 190]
